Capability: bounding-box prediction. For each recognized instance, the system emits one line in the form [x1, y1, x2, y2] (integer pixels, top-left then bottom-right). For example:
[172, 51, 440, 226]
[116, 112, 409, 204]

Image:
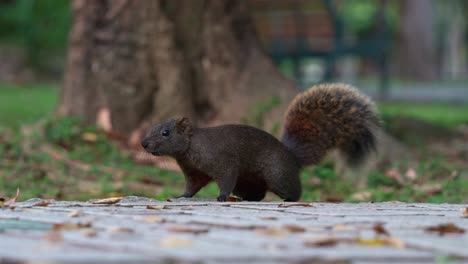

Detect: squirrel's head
[141, 117, 192, 157]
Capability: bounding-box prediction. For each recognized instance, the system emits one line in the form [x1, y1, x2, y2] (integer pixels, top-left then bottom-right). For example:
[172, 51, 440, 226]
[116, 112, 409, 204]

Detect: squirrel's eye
[161, 129, 170, 137]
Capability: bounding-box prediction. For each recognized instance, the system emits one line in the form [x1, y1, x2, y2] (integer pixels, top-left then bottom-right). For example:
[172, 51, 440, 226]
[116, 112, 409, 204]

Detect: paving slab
[0, 197, 467, 264]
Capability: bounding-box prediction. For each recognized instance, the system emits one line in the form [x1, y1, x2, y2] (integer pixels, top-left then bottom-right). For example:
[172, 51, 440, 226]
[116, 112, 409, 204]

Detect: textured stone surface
[0, 197, 467, 263]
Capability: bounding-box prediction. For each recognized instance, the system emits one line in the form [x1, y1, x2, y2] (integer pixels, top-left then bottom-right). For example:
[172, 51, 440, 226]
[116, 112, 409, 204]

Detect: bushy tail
[281, 83, 380, 167]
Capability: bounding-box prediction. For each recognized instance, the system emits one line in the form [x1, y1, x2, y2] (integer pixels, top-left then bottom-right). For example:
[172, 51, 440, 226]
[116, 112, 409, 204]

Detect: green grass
[0, 83, 467, 203]
[0, 83, 58, 127]
[379, 102, 468, 128]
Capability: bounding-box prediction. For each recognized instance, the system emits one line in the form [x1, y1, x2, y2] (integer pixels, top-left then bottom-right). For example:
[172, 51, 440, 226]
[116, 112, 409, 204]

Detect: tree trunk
[59, 0, 297, 136]
[397, 0, 437, 81]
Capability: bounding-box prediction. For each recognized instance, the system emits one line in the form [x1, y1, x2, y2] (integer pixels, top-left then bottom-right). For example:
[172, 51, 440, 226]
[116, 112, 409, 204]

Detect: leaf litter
[2, 188, 20, 207]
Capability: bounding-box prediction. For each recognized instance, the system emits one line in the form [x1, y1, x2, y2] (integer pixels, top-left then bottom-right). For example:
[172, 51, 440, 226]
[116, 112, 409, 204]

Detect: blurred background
[0, 0, 467, 203]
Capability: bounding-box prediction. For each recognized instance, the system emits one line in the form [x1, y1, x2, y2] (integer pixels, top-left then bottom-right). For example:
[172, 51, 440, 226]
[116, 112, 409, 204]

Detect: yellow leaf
[355, 237, 405, 248]
[255, 226, 291, 237]
[82, 132, 98, 142]
[142, 216, 166, 223]
[146, 205, 168, 210]
[160, 236, 193, 248]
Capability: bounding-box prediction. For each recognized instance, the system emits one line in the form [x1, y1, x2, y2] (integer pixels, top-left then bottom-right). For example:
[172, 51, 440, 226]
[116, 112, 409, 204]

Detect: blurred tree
[397, 0, 437, 80]
[59, 0, 296, 136]
[0, 0, 70, 71]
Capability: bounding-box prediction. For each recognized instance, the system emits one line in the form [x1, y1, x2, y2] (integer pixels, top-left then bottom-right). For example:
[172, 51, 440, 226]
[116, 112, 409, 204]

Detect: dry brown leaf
[259, 216, 278, 221]
[82, 132, 98, 142]
[44, 230, 63, 243]
[91, 197, 122, 205]
[404, 168, 417, 180]
[3, 188, 20, 207]
[160, 236, 193, 247]
[332, 224, 355, 231]
[108, 227, 134, 233]
[385, 169, 404, 185]
[303, 236, 341, 247]
[227, 196, 242, 202]
[462, 207, 468, 218]
[255, 226, 291, 237]
[283, 224, 306, 233]
[425, 223, 465, 236]
[53, 222, 92, 231]
[351, 191, 372, 201]
[33, 200, 51, 207]
[97, 108, 112, 131]
[167, 225, 209, 235]
[373, 223, 390, 236]
[68, 210, 83, 218]
[278, 203, 313, 208]
[81, 229, 98, 237]
[413, 184, 442, 195]
[143, 216, 166, 223]
[146, 205, 168, 210]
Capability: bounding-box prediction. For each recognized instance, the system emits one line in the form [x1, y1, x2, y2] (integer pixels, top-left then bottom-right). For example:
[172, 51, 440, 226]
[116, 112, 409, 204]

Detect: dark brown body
[141, 83, 380, 202]
[175, 125, 301, 201]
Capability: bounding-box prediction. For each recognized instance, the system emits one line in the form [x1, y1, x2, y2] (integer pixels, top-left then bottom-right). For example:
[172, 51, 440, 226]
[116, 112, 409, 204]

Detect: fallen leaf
[53, 221, 92, 231]
[3, 188, 20, 207]
[68, 210, 84, 218]
[82, 132, 98, 142]
[143, 216, 166, 223]
[283, 224, 306, 233]
[160, 236, 193, 247]
[404, 168, 417, 180]
[351, 191, 372, 201]
[91, 197, 122, 205]
[97, 108, 112, 132]
[259, 217, 277, 221]
[373, 223, 390, 236]
[227, 196, 242, 202]
[425, 223, 465, 236]
[255, 226, 291, 237]
[413, 184, 442, 195]
[385, 169, 404, 185]
[332, 224, 355, 231]
[167, 225, 209, 235]
[146, 205, 168, 210]
[44, 230, 63, 243]
[462, 207, 468, 218]
[356, 237, 405, 248]
[33, 200, 51, 207]
[303, 236, 342, 247]
[81, 229, 98, 237]
[278, 203, 313, 208]
[324, 196, 344, 202]
[108, 226, 134, 233]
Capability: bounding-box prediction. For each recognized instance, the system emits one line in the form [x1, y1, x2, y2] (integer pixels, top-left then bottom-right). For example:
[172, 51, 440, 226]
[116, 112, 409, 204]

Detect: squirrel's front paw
[217, 195, 227, 202]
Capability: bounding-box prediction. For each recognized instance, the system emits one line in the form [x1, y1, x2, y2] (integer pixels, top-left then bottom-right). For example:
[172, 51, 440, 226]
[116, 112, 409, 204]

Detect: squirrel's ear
[176, 117, 192, 135]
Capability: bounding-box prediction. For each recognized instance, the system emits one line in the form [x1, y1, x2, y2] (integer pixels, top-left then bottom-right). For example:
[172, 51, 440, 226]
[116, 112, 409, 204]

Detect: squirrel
[141, 83, 380, 202]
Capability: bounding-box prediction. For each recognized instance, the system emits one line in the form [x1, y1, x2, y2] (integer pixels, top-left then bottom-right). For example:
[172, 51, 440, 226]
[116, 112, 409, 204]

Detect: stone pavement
[0, 197, 467, 264]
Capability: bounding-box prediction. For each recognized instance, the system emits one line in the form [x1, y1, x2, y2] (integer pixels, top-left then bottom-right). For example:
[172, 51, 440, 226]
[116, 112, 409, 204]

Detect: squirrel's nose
[141, 139, 150, 149]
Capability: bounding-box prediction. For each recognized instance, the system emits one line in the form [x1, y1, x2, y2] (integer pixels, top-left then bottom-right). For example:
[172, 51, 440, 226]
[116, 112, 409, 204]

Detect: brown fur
[282, 83, 380, 166]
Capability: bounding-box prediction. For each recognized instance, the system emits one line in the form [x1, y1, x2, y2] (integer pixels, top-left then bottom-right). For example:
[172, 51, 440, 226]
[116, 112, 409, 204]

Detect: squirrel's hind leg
[233, 182, 266, 201]
[267, 170, 302, 202]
